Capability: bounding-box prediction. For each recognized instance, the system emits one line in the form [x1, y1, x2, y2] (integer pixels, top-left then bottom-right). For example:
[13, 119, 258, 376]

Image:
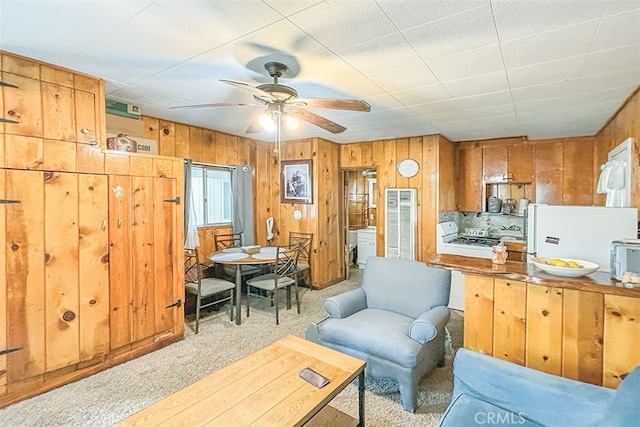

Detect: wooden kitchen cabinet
[456, 145, 483, 211]
[463, 274, 639, 388]
[534, 141, 563, 204]
[483, 144, 533, 183]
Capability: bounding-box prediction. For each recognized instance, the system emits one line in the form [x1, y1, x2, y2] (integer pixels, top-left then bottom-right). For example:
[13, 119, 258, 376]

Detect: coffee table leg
[358, 370, 365, 426]
[235, 265, 242, 325]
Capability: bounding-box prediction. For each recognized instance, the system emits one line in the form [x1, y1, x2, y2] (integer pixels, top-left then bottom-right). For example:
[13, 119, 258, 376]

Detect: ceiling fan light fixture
[285, 115, 299, 129]
[259, 111, 275, 131]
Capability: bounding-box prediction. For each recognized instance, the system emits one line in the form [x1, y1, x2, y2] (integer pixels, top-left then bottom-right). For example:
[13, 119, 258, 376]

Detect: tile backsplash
[440, 211, 526, 240]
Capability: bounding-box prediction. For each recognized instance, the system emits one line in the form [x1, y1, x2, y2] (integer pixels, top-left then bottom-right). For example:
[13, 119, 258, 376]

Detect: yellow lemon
[567, 260, 582, 269]
[548, 258, 569, 267]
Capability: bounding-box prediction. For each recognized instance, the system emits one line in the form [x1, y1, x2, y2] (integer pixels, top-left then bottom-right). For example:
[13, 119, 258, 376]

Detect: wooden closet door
[78, 174, 109, 361]
[4, 170, 45, 384]
[109, 175, 133, 349]
[0, 170, 6, 395]
[153, 177, 179, 335]
[44, 172, 80, 371]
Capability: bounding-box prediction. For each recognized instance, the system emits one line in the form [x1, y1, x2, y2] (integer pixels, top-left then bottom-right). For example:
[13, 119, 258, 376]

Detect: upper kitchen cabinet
[457, 144, 483, 212]
[483, 144, 533, 184]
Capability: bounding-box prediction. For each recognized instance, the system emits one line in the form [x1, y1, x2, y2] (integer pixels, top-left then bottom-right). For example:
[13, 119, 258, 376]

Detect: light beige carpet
[0, 268, 462, 426]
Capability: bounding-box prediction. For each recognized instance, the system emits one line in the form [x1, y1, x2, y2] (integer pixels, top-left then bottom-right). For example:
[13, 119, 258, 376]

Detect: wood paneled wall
[596, 88, 640, 209]
[339, 135, 456, 262]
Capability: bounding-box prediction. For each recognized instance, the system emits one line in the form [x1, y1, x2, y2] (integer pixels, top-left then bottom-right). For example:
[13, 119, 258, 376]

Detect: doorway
[342, 168, 377, 278]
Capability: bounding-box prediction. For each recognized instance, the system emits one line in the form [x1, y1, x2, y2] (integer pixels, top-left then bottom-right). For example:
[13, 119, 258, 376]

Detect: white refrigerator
[526, 204, 638, 272]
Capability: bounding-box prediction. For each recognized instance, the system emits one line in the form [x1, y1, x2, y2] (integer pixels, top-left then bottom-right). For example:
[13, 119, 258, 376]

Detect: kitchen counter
[427, 254, 640, 297]
[428, 254, 640, 389]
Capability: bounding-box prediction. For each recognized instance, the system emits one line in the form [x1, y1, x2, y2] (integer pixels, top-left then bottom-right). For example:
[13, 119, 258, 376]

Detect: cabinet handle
[0, 117, 19, 124]
[81, 128, 90, 134]
[165, 299, 183, 309]
[101, 219, 107, 231]
[117, 218, 122, 229]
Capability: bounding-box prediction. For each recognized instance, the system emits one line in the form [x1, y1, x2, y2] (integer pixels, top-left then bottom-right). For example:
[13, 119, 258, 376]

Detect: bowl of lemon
[532, 257, 599, 277]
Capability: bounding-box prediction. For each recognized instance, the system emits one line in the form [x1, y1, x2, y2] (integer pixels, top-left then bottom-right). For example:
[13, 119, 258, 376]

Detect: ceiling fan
[170, 62, 371, 134]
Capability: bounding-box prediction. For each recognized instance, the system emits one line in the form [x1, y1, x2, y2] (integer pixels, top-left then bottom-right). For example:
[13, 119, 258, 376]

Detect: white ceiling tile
[263, 0, 325, 16]
[501, 21, 600, 69]
[507, 55, 587, 88]
[492, 0, 606, 42]
[287, 0, 397, 52]
[591, 9, 640, 51]
[391, 84, 452, 106]
[576, 68, 640, 93]
[64, 54, 153, 85]
[464, 103, 515, 119]
[454, 90, 513, 109]
[443, 72, 509, 98]
[404, 4, 498, 60]
[511, 80, 578, 103]
[338, 32, 423, 73]
[427, 44, 504, 81]
[329, 76, 386, 99]
[367, 62, 440, 92]
[377, 0, 488, 30]
[82, 4, 228, 73]
[583, 44, 640, 76]
[156, 0, 283, 42]
[602, 0, 640, 16]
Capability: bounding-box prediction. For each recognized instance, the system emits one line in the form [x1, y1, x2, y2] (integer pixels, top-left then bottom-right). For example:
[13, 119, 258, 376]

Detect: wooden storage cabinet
[0, 170, 109, 392]
[108, 175, 181, 350]
[483, 145, 533, 184]
[464, 274, 640, 388]
[0, 52, 184, 408]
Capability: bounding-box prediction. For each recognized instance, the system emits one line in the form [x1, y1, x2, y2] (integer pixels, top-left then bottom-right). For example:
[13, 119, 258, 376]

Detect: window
[191, 165, 232, 226]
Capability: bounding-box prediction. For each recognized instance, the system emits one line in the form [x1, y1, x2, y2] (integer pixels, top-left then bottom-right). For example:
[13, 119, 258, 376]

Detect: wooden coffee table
[117, 335, 366, 426]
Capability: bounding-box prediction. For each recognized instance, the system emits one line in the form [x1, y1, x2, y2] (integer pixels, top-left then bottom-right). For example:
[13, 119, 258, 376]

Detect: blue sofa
[439, 348, 640, 426]
[306, 256, 451, 412]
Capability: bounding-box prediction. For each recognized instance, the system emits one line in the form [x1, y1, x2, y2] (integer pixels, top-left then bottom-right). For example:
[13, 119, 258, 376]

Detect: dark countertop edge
[426, 254, 640, 297]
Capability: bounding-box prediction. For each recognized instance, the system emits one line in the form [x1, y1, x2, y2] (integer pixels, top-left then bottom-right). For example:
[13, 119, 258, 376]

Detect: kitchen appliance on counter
[526, 204, 638, 273]
[611, 239, 640, 280]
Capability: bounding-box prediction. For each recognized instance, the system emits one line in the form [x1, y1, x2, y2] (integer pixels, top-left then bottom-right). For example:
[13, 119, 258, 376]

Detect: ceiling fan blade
[296, 98, 371, 112]
[170, 102, 264, 110]
[290, 108, 347, 134]
[220, 79, 274, 101]
[245, 117, 264, 134]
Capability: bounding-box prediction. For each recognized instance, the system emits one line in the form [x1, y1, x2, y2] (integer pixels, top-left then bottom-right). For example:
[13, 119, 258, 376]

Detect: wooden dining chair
[184, 247, 235, 334]
[245, 244, 301, 325]
[289, 231, 314, 289]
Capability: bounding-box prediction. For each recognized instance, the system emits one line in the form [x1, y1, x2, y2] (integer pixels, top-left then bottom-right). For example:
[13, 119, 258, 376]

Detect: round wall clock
[397, 158, 420, 178]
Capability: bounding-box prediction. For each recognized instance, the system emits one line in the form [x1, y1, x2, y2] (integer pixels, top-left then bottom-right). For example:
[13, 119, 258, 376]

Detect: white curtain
[184, 159, 200, 249]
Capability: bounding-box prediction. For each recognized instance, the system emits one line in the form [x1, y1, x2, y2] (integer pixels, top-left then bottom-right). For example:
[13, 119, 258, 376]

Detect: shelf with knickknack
[484, 181, 532, 214]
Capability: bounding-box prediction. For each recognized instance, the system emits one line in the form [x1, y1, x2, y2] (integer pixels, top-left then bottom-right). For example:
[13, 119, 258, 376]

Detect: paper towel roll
[518, 198, 529, 215]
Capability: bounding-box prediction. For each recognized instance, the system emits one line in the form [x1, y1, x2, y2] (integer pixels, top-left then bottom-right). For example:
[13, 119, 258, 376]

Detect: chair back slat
[215, 232, 244, 250]
[289, 232, 313, 264]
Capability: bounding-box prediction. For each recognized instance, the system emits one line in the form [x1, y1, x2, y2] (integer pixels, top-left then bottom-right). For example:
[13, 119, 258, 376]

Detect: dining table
[208, 247, 280, 325]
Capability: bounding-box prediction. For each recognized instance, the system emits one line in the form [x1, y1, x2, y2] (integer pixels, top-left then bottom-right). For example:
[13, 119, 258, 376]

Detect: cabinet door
[508, 144, 534, 183]
[109, 175, 133, 349]
[0, 170, 6, 395]
[534, 141, 563, 204]
[41, 81, 76, 142]
[2, 72, 43, 137]
[4, 170, 45, 384]
[154, 177, 180, 335]
[457, 146, 483, 211]
[483, 146, 508, 183]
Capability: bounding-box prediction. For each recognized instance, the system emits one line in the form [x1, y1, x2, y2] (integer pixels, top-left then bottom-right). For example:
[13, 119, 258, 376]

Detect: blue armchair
[306, 256, 451, 412]
[439, 348, 640, 426]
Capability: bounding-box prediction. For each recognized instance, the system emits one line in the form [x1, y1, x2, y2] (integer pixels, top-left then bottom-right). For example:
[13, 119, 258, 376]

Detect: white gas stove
[437, 221, 499, 259]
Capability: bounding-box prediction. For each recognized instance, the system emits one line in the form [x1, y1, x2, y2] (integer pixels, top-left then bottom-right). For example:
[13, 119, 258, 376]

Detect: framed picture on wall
[281, 159, 313, 204]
